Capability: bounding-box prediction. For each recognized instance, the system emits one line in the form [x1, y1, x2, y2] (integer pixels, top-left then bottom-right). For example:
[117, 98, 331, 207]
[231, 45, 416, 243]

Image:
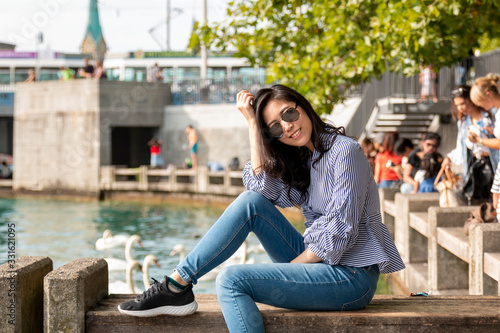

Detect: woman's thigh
[217, 262, 379, 311]
[177, 191, 305, 283]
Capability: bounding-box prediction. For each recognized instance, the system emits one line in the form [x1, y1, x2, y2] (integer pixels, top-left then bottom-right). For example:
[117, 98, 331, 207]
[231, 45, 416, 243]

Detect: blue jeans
[400, 182, 414, 194]
[378, 180, 400, 189]
[175, 191, 380, 332]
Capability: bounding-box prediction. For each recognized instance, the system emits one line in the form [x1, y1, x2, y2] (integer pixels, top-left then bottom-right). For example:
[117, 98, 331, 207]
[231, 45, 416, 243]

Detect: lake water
[0, 197, 391, 294]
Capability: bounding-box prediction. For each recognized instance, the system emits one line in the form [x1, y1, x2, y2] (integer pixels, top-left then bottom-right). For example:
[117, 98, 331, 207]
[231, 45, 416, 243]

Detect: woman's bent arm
[237, 90, 264, 175]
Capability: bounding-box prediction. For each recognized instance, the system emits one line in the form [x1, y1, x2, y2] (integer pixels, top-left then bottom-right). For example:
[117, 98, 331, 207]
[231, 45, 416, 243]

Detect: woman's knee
[216, 265, 249, 294]
[216, 265, 238, 295]
[236, 190, 268, 204]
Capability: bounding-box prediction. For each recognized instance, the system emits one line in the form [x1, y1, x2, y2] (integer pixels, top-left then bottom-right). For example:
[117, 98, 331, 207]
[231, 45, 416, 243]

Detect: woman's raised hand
[237, 90, 256, 123]
[468, 130, 480, 143]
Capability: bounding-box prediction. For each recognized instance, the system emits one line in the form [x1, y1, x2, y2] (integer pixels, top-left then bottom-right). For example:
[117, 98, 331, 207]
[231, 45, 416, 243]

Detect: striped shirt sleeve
[242, 161, 302, 208]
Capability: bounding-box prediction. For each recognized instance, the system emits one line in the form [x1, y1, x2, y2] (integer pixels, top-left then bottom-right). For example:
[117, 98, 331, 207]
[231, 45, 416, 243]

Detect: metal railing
[0, 85, 14, 107]
[100, 165, 246, 196]
[171, 75, 268, 105]
[346, 52, 500, 139]
[0, 84, 15, 93]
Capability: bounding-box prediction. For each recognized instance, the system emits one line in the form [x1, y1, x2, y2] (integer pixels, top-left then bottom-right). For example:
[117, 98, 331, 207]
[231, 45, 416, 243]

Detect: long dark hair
[253, 84, 345, 204]
[451, 84, 494, 122]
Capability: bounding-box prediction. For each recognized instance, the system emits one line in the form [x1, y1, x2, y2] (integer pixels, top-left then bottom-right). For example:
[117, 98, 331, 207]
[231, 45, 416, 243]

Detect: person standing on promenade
[24, 68, 36, 83]
[151, 63, 163, 83]
[443, 85, 498, 177]
[58, 66, 75, 81]
[118, 85, 405, 332]
[469, 74, 500, 219]
[148, 138, 163, 168]
[419, 64, 438, 103]
[374, 132, 402, 188]
[185, 125, 198, 169]
[93, 60, 107, 80]
[79, 57, 94, 79]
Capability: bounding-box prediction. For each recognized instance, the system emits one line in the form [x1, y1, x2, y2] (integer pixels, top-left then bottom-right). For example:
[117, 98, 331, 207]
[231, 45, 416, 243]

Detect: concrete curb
[0, 256, 53, 333]
[44, 258, 108, 333]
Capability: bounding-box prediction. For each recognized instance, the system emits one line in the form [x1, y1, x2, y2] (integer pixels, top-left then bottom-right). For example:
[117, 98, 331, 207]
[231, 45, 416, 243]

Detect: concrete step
[437, 227, 470, 263]
[432, 289, 470, 296]
[86, 294, 500, 332]
[370, 132, 424, 142]
[373, 126, 430, 133]
[405, 262, 429, 293]
[377, 114, 436, 121]
[484, 252, 500, 280]
[393, 101, 451, 115]
[376, 120, 432, 127]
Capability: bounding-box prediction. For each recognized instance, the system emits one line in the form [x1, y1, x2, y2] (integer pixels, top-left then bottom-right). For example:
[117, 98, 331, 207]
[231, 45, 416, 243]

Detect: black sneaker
[117, 277, 198, 317]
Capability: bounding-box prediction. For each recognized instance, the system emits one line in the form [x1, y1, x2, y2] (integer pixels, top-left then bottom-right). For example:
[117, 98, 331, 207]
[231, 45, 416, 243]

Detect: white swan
[105, 235, 142, 271]
[170, 244, 187, 261]
[109, 260, 142, 294]
[96, 229, 131, 250]
[169, 240, 251, 281]
[142, 254, 161, 289]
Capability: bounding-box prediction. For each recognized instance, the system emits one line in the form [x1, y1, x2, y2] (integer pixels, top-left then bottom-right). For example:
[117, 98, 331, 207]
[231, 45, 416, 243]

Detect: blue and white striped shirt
[243, 133, 405, 274]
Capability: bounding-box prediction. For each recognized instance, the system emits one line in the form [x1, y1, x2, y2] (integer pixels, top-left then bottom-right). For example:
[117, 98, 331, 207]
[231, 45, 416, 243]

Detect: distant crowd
[23, 60, 167, 83]
[366, 73, 500, 222]
[23, 57, 107, 83]
[58, 57, 107, 81]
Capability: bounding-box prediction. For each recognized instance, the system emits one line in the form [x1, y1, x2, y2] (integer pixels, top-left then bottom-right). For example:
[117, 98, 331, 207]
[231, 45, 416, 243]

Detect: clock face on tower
[81, 36, 96, 54]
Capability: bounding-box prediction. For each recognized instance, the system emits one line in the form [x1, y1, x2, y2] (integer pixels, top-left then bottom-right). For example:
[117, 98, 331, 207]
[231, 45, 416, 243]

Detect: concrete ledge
[428, 206, 477, 292]
[0, 256, 53, 333]
[394, 193, 439, 288]
[378, 188, 399, 238]
[87, 294, 500, 332]
[469, 223, 500, 295]
[44, 258, 108, 333]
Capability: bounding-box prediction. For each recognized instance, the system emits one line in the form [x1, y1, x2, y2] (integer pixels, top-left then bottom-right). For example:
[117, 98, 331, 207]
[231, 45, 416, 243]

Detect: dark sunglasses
[268, 104, 301, 138]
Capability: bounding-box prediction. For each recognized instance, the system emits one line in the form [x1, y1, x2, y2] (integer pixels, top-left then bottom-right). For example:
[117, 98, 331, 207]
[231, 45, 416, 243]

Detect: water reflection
[0, 198, 391, 294]
[0, 198, 266, 293]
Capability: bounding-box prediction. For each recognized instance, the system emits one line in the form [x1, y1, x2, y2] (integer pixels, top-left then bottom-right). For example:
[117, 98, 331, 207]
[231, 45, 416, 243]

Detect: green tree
[187, 20, 201, 56]
[203, 0, 500, 114]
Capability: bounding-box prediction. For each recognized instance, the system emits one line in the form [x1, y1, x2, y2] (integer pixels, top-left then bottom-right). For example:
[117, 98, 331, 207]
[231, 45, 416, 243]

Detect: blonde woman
[470, 74, 500, 220]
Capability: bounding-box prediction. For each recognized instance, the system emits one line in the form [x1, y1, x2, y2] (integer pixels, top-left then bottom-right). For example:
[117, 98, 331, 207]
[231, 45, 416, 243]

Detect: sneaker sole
[117, 301, 198, 317]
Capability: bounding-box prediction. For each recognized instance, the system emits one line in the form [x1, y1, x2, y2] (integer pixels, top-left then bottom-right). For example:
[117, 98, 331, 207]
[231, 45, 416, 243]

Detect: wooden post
[139, 166, 149, 191]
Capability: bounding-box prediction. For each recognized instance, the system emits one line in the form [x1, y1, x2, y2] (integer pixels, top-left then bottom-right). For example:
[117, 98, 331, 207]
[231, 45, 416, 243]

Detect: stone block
[44, 258, 108, 333]
[428, 206, 476, 293]
[0, 256, 52, 333]
[394, 193, 439, 271]
[469, 223, 500, 295]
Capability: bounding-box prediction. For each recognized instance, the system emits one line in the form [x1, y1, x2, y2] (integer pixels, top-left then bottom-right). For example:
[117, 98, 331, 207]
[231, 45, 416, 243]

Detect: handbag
[458, 156, 494, 204]
[463, 202, 496, 235]
[434, 165, 462, 208]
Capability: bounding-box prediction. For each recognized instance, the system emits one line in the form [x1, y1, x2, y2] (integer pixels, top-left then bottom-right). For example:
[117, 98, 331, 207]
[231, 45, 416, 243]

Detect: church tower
[81, 0, 107, 60]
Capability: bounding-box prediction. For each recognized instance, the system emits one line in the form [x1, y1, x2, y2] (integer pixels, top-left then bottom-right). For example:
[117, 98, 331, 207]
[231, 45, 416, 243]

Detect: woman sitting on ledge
[118, 85, 405, 332]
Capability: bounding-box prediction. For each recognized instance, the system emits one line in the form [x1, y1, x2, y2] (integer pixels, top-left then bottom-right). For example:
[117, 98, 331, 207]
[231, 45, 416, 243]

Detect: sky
[0, 0, 231, 54]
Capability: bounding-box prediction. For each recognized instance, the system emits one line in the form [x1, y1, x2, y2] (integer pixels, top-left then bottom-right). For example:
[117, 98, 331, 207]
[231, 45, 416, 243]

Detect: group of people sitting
[364, 73, 500, 219]
[363, 131, 442, 194]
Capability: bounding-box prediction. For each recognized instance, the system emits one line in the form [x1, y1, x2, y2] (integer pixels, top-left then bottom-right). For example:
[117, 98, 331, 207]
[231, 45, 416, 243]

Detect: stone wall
[13, 80, 170, 197]
[163, 104, 251, 169]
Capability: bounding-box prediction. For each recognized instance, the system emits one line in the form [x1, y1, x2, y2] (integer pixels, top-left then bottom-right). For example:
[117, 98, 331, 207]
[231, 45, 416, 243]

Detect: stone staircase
[370, 100, 451, 142]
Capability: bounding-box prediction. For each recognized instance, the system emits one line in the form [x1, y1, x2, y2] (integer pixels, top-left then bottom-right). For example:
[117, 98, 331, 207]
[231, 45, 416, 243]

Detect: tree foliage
[200, 0, 500, 114]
